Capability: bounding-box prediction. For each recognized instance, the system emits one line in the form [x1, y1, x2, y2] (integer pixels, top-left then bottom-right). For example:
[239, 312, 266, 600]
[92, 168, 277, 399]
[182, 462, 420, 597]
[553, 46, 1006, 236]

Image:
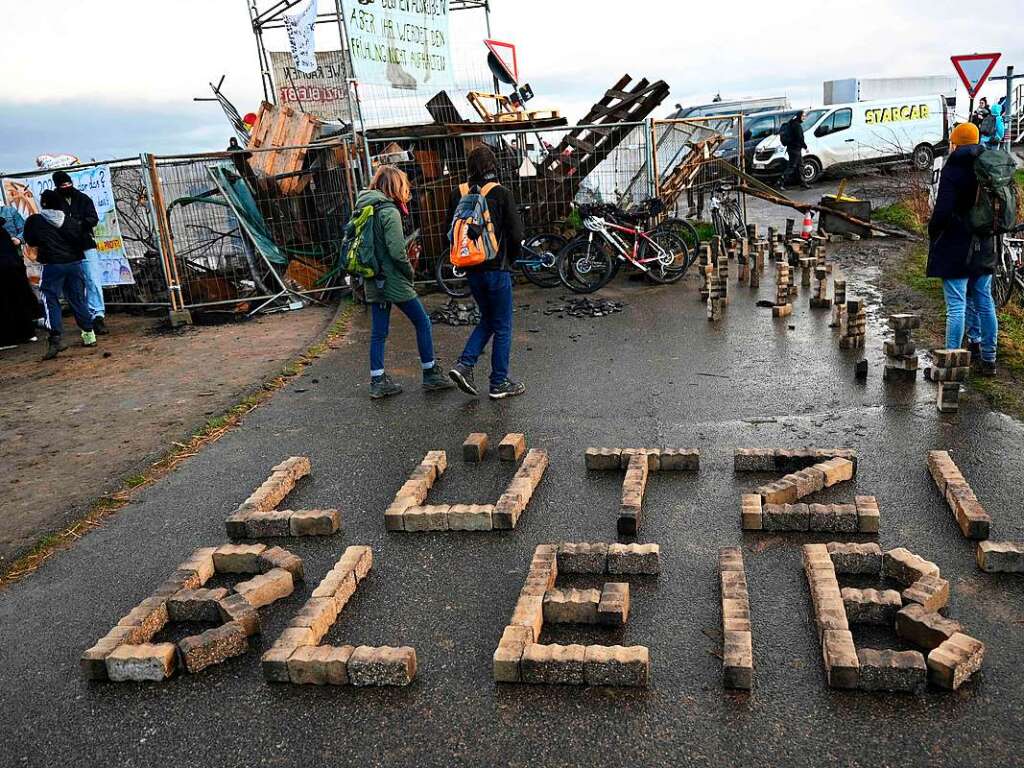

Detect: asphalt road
[1, 259, 1022, 768]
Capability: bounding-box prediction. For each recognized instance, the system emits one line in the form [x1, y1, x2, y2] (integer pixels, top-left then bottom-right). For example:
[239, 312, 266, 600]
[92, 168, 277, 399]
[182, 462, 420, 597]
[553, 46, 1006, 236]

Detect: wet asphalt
[1, 255, 1022, 768]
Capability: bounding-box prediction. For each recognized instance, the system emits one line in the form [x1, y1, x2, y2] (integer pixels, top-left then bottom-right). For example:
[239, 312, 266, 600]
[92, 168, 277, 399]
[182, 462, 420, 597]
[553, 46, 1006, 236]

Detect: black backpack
[779, 120, 793, 146]
[980, 113, 997, 137]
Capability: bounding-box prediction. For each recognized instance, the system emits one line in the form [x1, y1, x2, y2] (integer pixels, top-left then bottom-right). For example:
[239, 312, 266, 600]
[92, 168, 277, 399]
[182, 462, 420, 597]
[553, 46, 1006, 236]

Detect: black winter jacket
[24, 211, 85, 265]
[926, 145, 993, 279]
[60, 188, 100, 250]
[446, 173, 524, 271]
[783, 117, 807, 151]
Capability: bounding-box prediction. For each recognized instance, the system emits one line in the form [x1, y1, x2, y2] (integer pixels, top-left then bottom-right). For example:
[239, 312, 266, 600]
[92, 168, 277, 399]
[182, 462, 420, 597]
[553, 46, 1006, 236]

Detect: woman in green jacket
[358, 165, 452, 399]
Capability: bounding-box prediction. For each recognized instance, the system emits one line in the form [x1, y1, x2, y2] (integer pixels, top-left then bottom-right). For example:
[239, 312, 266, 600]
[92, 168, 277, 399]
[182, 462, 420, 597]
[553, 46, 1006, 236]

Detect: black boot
[370, 373, 403, 399]
[448, 362, 479, 396]
[422, 362, 454, 391]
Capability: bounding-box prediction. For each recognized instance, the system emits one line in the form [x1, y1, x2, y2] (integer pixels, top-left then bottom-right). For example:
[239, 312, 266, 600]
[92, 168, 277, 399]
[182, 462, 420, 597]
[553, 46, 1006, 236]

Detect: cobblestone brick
[258, 546, 304, 581]
[584, 448, 622, 471]
[213, 543, 268, 574]
[741, 494, 763, 530]
[976, 540, 1024, 572]
[723, 630, 753, 690]
[895, 604, 962, 650]
[763, 503, 810, 531]
[286, 597, 341, 644]
[597, 583, 629, 626]
[882, 547, 940, 587]
[857, 648, 927, 693]
[116, 597, 170, 645]
[510, 595, 544, 641]
[241, 510, 293, 538]
[447, 504, 494, 531]
[462, 433, 489, 462]
[520, 643, 586, 685]
[216, 593, 260, 636]
[493, 625, 532, 683]
[583, 645, 650, 687]
[178, 621, 249, 673]
[80, 627, 134, 680]
[233, 568, 294, 608]
[167, 588, 229, 623]
[607, 543, 660, 574]
[821, 629, 860, 689]
[817, 457, 855, 487]
[901, 575, 950, 612]
[543, 588, 600, 624]
[498, 433, 527, 462]
[105, 643, 177, 682]
[854, 496, 880, 533]
[289, 509, 341, 537]
[827, 542, 882, 574]
[288, 644, 354, 685]
[733, 448, 776, 472]
[347, 646, 417, 687]
[659, 448, 699, 471]
[841, 587, 902, 625]
[557, 542, 608, 574]
[927, 633, 985, 690]
[403, 505, 450, 532]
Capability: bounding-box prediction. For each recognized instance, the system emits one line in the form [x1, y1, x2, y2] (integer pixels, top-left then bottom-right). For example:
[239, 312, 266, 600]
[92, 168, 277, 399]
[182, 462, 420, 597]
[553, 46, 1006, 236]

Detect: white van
[752, 95, 947, 183]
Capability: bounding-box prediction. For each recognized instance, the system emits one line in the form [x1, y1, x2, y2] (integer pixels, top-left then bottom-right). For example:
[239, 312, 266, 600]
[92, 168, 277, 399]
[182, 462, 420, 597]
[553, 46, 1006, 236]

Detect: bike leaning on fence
[435, 230, 567, 298]
[557, 199, 690, 293]
[990, 223, 1024, 308]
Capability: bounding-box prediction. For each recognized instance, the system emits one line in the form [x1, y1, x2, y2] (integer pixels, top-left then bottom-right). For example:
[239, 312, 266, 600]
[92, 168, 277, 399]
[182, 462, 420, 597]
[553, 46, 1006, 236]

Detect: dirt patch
[0, 306, 336, 567]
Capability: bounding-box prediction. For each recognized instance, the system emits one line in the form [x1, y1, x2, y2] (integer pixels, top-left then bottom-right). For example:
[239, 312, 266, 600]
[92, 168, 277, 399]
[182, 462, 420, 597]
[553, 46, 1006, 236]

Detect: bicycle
[435, 231, 567, 298]
[991, 224, 1024, 308]
[708, 184, 745, 241]
[557, 200, 690, 293]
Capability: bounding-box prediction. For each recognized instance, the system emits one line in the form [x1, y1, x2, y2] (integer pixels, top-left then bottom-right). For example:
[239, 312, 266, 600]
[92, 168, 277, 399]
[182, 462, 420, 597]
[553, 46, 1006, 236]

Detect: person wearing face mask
[51, 170, 107, 335]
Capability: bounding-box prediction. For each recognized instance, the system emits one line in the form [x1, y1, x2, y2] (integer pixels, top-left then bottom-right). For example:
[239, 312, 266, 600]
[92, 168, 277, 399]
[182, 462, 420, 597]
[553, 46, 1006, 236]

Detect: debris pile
[430, 300, 481, 326]
[543, 298, 625, 318]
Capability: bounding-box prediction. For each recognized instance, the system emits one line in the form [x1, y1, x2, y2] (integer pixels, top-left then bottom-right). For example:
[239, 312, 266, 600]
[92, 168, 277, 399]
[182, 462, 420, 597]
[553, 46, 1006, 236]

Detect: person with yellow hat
[926, 122, 998, 375]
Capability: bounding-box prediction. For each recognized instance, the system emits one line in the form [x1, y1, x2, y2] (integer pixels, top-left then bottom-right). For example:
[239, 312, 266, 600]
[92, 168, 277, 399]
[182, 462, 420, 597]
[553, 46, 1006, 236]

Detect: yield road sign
[484, 39, 519, 85]
[951, 53, 1001, 97]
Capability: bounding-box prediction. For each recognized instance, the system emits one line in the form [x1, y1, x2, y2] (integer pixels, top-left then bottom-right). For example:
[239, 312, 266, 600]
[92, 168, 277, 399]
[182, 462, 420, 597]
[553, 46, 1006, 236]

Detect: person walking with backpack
[980, 102, 1005, 148]
[23, 189, 96, 360]
[926, 123, 1002, 376]
[353, 165, 452, 399]
[778, 110, 810, 191]
[446, 145, 526, 400]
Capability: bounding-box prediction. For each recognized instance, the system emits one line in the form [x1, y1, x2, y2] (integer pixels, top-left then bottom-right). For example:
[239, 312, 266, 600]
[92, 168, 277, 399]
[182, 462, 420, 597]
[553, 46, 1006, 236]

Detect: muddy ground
[0, 305, 335, 567]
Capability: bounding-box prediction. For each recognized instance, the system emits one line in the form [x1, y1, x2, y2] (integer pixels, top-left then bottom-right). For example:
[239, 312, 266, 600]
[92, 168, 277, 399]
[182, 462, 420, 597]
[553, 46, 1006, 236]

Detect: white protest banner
[270, 49, 351, 121]
[343, 0, 453, 90]
[2, 165, 135, 287]
[285, 0, 319, 74]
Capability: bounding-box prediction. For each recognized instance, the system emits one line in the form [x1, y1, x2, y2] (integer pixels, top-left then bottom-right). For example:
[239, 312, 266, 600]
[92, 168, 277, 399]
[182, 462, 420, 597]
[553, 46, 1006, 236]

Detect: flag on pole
[285, 0, 319, 74]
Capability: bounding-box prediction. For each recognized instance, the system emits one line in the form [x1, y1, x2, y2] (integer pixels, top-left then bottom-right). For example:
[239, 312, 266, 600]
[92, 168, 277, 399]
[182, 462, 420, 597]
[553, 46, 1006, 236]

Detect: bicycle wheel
[435, 258, 471, 298]
[520, 232, 566, 288]
[991, 238, 1015, 308]
[657, 217, 702, 266]
[558, 235, 615, 293]
[639, 230, 689, 284]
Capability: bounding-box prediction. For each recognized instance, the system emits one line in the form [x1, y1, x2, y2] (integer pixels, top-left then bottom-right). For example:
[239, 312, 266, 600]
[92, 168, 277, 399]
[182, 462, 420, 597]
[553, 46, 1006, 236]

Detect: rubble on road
[543, 297, 625, 318]
[430, 300, 481, 326]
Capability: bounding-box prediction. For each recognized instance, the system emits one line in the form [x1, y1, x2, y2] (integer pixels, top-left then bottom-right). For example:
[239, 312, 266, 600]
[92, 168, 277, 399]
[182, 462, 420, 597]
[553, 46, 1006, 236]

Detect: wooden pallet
[246, 101, 322, 195]
[657, 135, 726, 209]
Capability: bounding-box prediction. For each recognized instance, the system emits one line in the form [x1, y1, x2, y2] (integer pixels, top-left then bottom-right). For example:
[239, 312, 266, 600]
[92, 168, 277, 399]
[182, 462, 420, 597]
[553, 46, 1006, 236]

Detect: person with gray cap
[52, 170, 107, 335]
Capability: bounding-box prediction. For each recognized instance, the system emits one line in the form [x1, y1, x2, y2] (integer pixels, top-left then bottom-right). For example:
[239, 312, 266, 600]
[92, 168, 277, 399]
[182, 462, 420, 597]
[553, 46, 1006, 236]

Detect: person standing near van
[355, 165, 453, 399]
[779, 110, 810, 191]
[926, 122, 997, 376]
[447, 145, 526, 400]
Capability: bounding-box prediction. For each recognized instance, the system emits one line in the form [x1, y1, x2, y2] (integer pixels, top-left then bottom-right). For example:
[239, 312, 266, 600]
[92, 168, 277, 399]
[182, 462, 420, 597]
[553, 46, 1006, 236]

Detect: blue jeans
[83, 248, 106, 319]
[369, 298, 435, 377]
[460, 270, 513, 389]
[943, 275, 997, 362]
[40, 261, 94, 339]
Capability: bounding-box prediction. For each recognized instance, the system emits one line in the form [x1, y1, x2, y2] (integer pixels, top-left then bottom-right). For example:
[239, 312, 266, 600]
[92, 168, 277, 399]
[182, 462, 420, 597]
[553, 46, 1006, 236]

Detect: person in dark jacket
[0, 214, 41, 348]
[926, 122, 997, 375]
[357, 165, 452, 399]
[23, 189, 96, 359]
[780, 110, 810, 191]
[52, 170, 107, 334]
[447, 145, 526, 400]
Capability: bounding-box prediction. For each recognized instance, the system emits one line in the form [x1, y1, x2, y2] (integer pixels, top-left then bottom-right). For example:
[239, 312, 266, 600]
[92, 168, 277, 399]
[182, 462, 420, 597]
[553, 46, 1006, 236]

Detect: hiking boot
[979, 360, 997, 377]
[370, 373, 403, 399]
[43, 336, 66, 360]
[489, 379, 526, 400]
[422, 362, 455, 391]
[82, 330, 97, 347]
[448, 362, 478, 396]
[93, 316, 109, 335]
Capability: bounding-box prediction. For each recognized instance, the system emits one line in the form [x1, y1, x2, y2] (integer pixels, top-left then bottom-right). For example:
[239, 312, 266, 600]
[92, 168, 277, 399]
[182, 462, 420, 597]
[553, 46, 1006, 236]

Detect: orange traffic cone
[801, 212, 814, 239]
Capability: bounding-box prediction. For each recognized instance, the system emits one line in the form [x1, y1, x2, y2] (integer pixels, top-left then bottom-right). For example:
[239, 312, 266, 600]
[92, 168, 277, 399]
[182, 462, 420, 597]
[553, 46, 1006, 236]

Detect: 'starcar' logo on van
[864, 104, 930, 125]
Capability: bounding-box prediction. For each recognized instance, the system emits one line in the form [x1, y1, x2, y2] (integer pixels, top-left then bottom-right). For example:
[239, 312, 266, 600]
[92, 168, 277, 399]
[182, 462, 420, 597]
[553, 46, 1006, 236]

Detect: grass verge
[873, 201, 927, 236]
[887, 244, 1024, 419]
[0, 301, 355, 588]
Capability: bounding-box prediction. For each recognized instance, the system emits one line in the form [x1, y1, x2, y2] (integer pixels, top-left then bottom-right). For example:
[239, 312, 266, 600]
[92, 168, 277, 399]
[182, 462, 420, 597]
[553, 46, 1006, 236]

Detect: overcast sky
[0, 0, 1020, 171]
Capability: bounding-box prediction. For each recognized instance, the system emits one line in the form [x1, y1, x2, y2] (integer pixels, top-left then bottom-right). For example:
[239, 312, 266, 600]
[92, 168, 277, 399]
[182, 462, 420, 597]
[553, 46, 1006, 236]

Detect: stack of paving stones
[804, 542, 985, 692]
[386, 440, 549, 532]
[830, 279, 848, 329]
[927, 450, 991, 539]
[976, 541, 1024, 573]
[698, 243, 713, 302]
[840, 299, 866, 349]
[737, 237, 750, 283]
[928, 349, 971, 413]
[224, 457, 340, 539]
[719, 547, 753, 690]
[883, 314, 921, 382]
[584, 447, 699, 535]
[261, 545, 417, 687]
[82, 544, 302, 682]
[773, 261, 793, 318]
[799, 257, 815, 289]
[809, 265, 831, 309]
[493, 544, 656, 687]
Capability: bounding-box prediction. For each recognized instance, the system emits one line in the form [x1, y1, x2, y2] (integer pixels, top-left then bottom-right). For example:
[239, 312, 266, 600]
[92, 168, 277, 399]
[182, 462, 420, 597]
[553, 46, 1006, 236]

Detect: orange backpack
[448, 182, 500, 269]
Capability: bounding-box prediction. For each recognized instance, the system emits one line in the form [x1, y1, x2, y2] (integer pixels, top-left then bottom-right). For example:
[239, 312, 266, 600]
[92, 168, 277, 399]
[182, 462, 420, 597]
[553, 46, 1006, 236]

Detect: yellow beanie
[950, 122, 979, 148]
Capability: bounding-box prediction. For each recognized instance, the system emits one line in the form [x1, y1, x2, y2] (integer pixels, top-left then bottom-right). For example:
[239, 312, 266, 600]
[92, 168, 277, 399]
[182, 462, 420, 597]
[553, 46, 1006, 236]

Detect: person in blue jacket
[926, 122, 997, 375]
[981, 102, 1005, 148]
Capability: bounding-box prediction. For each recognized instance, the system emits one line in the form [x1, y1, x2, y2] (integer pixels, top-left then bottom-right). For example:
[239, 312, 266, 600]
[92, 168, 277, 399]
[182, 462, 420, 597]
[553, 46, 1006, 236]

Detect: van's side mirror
[815, 125, 831, 137]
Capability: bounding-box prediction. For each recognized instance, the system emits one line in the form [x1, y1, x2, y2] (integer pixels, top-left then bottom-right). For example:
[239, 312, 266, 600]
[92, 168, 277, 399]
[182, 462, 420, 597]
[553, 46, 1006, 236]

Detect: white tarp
[342, 0, 453, 90]
[285, 0, 319, 74]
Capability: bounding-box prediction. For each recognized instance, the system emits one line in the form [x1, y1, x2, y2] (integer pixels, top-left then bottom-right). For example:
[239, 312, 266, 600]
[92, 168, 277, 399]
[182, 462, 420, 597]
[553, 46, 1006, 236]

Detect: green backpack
[968, 148, 1019, 235]
[341, 202, 387, 278]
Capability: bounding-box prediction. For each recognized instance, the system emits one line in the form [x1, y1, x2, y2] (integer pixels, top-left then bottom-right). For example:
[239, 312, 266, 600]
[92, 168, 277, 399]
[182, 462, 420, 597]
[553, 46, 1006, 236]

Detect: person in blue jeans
[355, 165, 453, 399]
[926, 122, 997, 375]
[447, 145, 526, 400]
[23, 189, 96, 360]
[52, 171, 107, 335]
